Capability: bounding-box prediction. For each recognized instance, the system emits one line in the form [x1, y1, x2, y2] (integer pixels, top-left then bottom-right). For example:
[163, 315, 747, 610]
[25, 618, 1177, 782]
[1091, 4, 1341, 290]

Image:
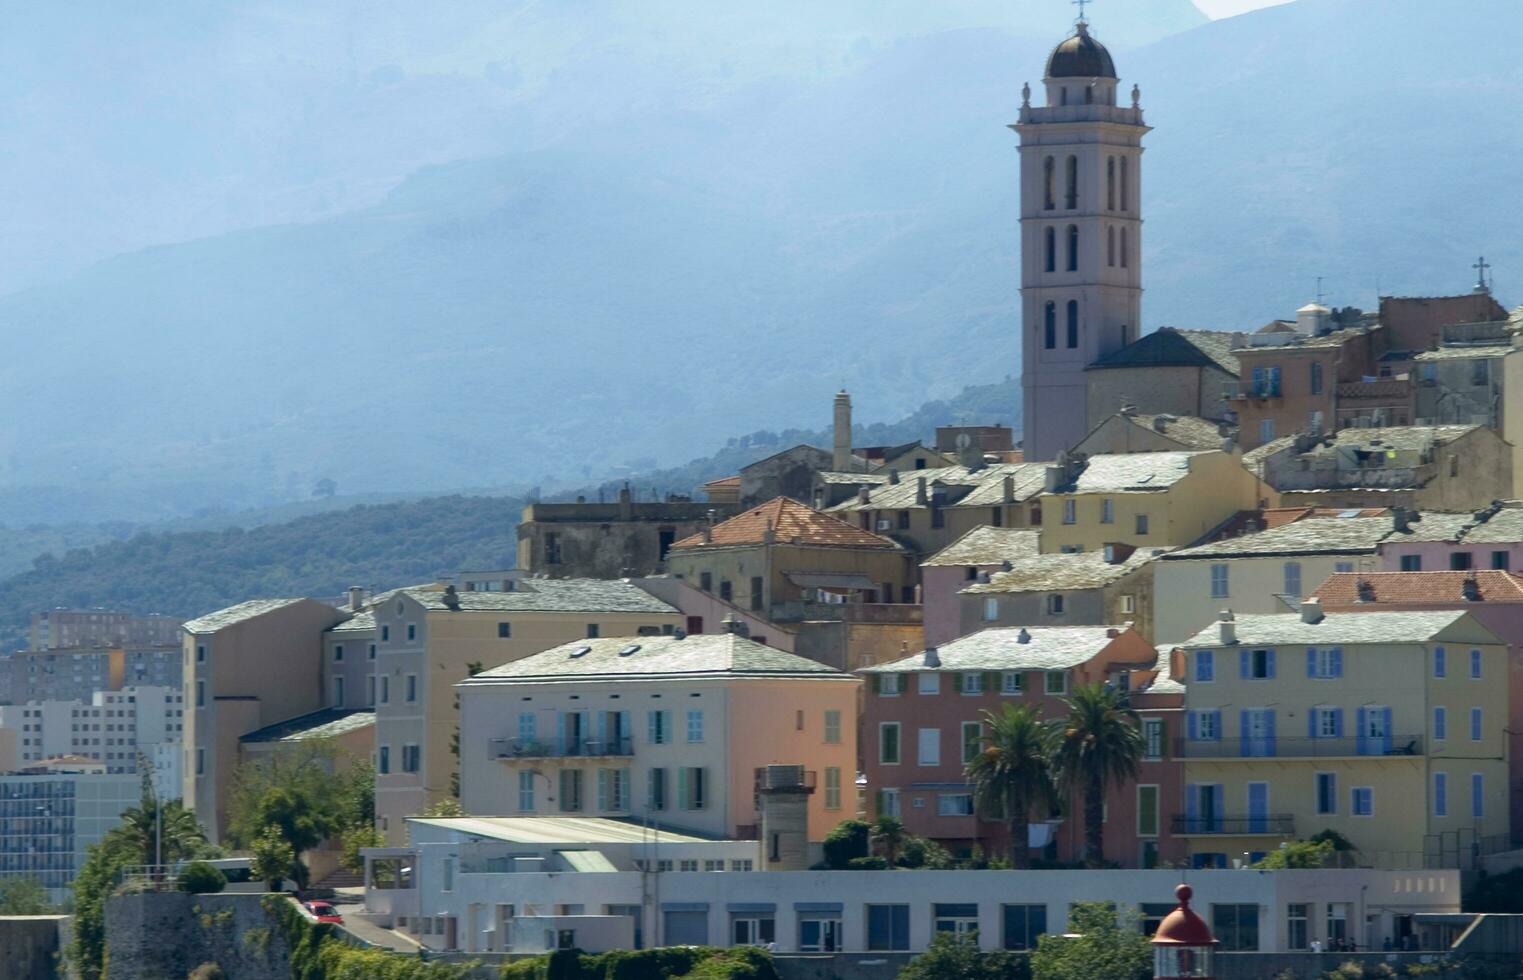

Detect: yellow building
[1037, 450, 1270, 554]
[1176, 601, 1509, 869]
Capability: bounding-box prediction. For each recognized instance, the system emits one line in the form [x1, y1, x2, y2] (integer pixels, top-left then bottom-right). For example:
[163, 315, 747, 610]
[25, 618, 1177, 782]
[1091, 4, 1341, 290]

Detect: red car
[303, 901, 343, 924]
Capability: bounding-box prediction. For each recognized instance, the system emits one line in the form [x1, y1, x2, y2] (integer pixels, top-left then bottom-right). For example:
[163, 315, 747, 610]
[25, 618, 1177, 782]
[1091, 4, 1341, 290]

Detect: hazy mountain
[2, 0, 1518, 522]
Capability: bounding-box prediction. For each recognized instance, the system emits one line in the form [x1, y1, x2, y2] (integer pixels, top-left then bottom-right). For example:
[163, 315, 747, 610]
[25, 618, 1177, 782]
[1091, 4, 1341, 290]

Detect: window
[648, 768, 667, 811]
[1119, 594, 1136, 614]
[1135, 513, 1149, 535]
[1100, 498, 1114, 524]
[1311, 705, 1342, 739]
[1212, 904, 1259, 951]
[496, 622, 511, 639]
[961, 672, 984, 695]
[1326, 903, 1351, 945]
[749, 576, 763, 612]
[1471, 707, 1483, 741]
[1283, 562, 1302, 597]
[195, 679, 205, 707]
[1044, 301, 1057, 349]
[1120, 157, 1129, 210]
[1188, 710, 1220, 741]
[685, 710, 704, 743]
[1107, 226, 1116, 266]
[1044, 671, 1068, 694]
[879, 787, 901, 818]
[1434, 647, 1447, 678]
[1002, 904, 1047, 950]
[1062, 499, 1076, 524]
[879, 723, 901, 765]
[719, 581, 732, 601]
[1434, 706, 1447, 740]
[919, 672, 940, 695]
[1352, 786, 1374, 817]
[1401, 554, 1422, 571]
[557, 769, 584, 812]
[334, 644, 345, 662]
[518, 770, 535, 811]
[1064, 155, 1078, 209]
[378, 745, 390, 775]
[368, 643, 376, 660]
[1307, 646, 1343, 679]
[1194, 650, 1215, 683]
[1107, 156, 1116, 209]
[1002, 671, 1024, 695]
[1210, 564, 1229, 598]
[1066, 225, 1079, 271]
[368, 676, 376, 706]
[1066, 300, 1079, 348]
[647, 709, 670, 745]
[402, 744, 420, 773]
[798, 911, 844, 952]
[406, 674, 417, 702]
[1046, 594, 1065, 615]
[681, 767, 707, 810]
[1471, 649, 1483, 679]
[1287, 904, 1310, 951]
[381, 625, 389, 642]
[867, 905, 910, 951]
[918, 728, 941, 766]
[962, 722, 983, 764]
[1243, 648, 1275, 680]
[1452, 552, 1474, 571]
[937, 793, 974, 817]
[824, 767, 842, 809]
[597, 768, 629, 811]
[407, 624, 416, 641]
[1044, 227, 1056, 272]
[983, 597, 999, 622]
[1473, 773, 1486, 818]
[1143, 719, 1164, 759]
[1137, 784, 1159, 837]
[1492, 551, 1510, 570]
[1259, 418, 1275, 444]
[732, 914, 775, 947]
[1434, 772, 1448, 817]
[1335, 561, 1355, 573]
[1310, 361, 1323, 395]
[331, 676, 345, 707]
[1315, 771, 1340, 816]
[935, 903, 980, 936]
[1043, 156, 1055, 209]
[700, 572, 713, 592]
[824, 710, 842, 744]
[879, 673, 900, 696]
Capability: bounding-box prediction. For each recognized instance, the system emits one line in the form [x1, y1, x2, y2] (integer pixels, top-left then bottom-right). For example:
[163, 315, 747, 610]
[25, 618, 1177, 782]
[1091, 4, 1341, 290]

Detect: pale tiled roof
[1247, 425, 1482, 470]
[1066, 452, 1209, 494]
[672, 497, 898, 551]
[962, 548, 1161, 593]
[1179, 610, 1470, 648]
[1456, 508, 1523, 544]
[860, 626, 1138, 673]
[240, 708, 375, 744]
[1383, 512, 1474, 544]
[408, 815, 717, 844]
[1413, 347, 1510, 362]
[1124, 414, 1230, 450]
[1168, 516, 1393, 559]
[827, 463, 1044, 513]
[462, 633, 850, 682]
[182, 598, 310, 634]
[329, 611, 376, 633]
[922, 527, 1042, 567]
[406, 581, 676, 615]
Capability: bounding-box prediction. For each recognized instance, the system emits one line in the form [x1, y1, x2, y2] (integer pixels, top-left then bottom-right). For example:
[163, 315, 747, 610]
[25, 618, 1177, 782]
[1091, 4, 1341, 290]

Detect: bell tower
[1013, 18, 1149, 461]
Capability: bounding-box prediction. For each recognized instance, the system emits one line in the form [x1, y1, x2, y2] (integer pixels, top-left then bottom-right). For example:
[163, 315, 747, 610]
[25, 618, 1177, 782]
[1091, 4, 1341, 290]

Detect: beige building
[1036, 450, 1269, 555]
[666, 497, 913, 613]
[824, 463, 1049, 558]
[456, 632, 859, 841]
[517, 488, 738, 580]
[959, 545, 1163, 643]
[182, 598, 348, 841]
[1073, 409, 1233, 456]
[1176, 603, 1509, 869]
[1084, 328, 1240, 430]
[372, 580, 681, 840]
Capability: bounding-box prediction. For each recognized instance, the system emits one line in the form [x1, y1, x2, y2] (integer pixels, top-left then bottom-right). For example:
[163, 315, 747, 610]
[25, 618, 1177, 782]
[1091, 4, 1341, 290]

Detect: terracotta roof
[1312, 571, 1523, 606]
[671, 497, 900, 551]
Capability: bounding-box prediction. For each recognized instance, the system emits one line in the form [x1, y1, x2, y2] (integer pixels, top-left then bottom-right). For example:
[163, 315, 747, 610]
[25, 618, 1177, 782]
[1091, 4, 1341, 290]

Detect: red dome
[1152, 885, 1219, 947]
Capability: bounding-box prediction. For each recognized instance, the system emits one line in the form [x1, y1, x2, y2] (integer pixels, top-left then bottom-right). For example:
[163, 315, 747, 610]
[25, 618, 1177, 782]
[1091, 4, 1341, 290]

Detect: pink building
[1377, 507, 1523, 574]
[1312, 570, 1523, 842]
[858, 625, 1183, 868]
[920, 527, 1042, 647]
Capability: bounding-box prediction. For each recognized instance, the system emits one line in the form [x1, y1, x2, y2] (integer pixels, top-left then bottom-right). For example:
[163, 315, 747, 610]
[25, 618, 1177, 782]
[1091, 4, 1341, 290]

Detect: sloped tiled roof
[463, 633, 850, 682]
[962, 548, 1161, 593]
[1125, 414, 1229, 450]
[860, 626, 1142, 673]
[922, 527, 1042, 567]
[1456, 508, 1523, 544]
[1245, 426, 1482, 472]
[183, 598, 312, 634]
[1382, 512, 1474, 544]
[671, 497, 899, 550]
[1413, 347, 1510, 362]
[1179, 610, 1472, 648]
[240, 708, 375, 744]
[1312, 571, 1523, 607]
[1087, 327, 1239, 375]
[1168, 516, 1394, 558]
[404, 581, 677, 615]
[827, 464, 1045, 513]
[702, 476, 741, 489]
[329, 610, 376, 633]
[1066, 452, 1209, 494]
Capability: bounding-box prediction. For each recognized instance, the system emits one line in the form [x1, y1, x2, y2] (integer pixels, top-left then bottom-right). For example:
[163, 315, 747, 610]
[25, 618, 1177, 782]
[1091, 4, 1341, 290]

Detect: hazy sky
[1194, 0, 1293, 17]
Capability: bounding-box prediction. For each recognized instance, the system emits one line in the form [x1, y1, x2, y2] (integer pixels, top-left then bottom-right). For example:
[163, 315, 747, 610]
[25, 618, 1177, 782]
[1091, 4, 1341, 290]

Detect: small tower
[1014, 17, 1150, 461]
[755, 764, 816, 871]
[832, 390, 854, 471]
[1152, 884, 1219, 979]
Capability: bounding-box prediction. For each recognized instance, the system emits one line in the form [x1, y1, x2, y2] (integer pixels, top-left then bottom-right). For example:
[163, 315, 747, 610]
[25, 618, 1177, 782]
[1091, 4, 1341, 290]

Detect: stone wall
[0, 916, 65, 980]
[105, 892, 292, 980]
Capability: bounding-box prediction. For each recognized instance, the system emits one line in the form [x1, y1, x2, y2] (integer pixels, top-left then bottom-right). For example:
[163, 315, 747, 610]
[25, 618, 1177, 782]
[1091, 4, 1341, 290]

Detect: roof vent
[618, 644, 641, 657]
[976, 571, 991, 584]
[888, 469, 901, 485]
[1001, 560, 1014, 572]
[1356, 578, 1376, 603]
[1106, 627, 1120, 638]
[569, 645, 592, 659]
[673, 628, 688, 640]
[1462, 575, 1481, 602]
[922, 646, 941, 668]
[1300, 597, 1324, 624]
[1392, 507, 1411, 533]
[1017, 628, 1031, 644]
[857, 486, 871, 505]
[442, 585, 461, 611]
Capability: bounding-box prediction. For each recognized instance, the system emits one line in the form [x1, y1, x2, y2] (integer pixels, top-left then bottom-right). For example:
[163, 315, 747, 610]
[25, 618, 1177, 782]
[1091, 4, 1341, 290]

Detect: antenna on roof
[1315, 276, 1325, 308]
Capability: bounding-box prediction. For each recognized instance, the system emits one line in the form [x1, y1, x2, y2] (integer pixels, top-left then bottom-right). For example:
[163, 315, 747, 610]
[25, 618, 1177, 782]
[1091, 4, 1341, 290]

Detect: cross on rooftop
[1073, 0, 1092, 25]
[1473, 255, 1492, 293]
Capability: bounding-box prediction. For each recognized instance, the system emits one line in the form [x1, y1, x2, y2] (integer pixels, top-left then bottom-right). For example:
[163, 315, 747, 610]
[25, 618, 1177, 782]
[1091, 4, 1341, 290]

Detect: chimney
[702, 524, 712, 544]
[920, 646, 940, 668]
[762, 520, 776, 546]
[888, 469, 900, 485]
[1044, 465, 1065, 493]
[618, 483, 633, 520]
[1001, 559, 1014, 572]
[1106, 627, 1120, 638]
[1016, 628, 1031, 644]
[756, 765, 815, 872]
[1463, 574, 1481, 602]
[1151, 416, 1168, 433]
[1392, 507, 1410, 533]
[1356, 578, 1375, 603]
[975, 571, 991, 584]
[1218, 610, 1237, 645]
[1119, 404, 1138, 418]
[442, 585, 461, 611]
[833, 390, 854, 472]
[1003, 475, 1016, 503]
[347, 586, 365, 612]
[857, 486, 871, 506]
[1300, 597, 1324, 624]
[957, 434, 984, 471]
[916, 477, 928, 506]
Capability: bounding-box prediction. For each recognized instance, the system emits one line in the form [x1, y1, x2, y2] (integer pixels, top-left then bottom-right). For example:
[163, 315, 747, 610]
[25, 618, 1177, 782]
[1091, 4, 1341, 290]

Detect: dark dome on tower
[1045, 22, 1116, 79]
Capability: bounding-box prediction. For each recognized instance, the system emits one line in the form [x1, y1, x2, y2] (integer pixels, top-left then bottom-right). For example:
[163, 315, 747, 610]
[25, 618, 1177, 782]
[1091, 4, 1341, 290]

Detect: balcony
[1174, 735, 1424, 760]
[488, 736, 633, 760]
[1222, 381, 1281, 401]
[1170, 814, 1295, 836]
[754, 766, 817, 792]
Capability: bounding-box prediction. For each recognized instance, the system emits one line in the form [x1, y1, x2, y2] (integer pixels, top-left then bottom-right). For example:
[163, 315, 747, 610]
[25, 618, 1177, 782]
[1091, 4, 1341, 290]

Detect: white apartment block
[0, 686, 184, 794]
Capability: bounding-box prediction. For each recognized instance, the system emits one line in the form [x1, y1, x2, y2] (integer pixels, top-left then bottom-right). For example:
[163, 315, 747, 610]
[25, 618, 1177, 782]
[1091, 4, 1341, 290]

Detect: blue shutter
[677, 767, 690, 810]
[1331, 647, 1343, 678]
[1239, 650, 1250, 679]
[1186, 785, 1200, 832]
[1265, 710, 1277, 756]
[1239, 710, 1249, 745]
[1332, 708, 1344, 739]
[556, 713, 567, 754]
[1381, 707, 1393, 754]
[1187, 712, 1199, 741]
[1266, 650, 1276, 678]
[1210, 710, 1222, 741]
[1357, 707, 1369, 756]
[1308, 709, 1317, 739]
[1307, 649, 1317, 678]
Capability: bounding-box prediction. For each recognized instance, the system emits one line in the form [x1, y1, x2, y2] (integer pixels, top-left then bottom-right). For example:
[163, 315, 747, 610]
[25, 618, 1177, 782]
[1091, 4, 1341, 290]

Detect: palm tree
[871, 815, 909, 866]
[1047, 682, 1144, 868]
[963, 703, 1053, 869]
[118, 797, 209, 868]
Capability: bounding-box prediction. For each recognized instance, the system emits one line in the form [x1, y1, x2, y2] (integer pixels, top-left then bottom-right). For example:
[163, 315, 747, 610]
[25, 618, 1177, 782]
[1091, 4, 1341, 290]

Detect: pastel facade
[1176, 605, 1510, 870]
[1084, 330, 1240, 429]
[1378, 505, 1523, 573]
[456, 633, 858, 841]
[921, 527, 1042, 647]
[959, 546, 1161, 643]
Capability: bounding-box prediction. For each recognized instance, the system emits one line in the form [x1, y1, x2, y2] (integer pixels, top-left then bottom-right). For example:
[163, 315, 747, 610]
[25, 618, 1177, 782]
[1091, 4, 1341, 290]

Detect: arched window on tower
[1084, 84, 1093, 105]
[1120, 156, 1130, 211]
[1044, 227, 1056, 273]
[1067, 225, 1079, 272]
[1107, 226, 1116, 267]
[1121, 228, 1130, 268]
[1065, 156, 1078, 209]
[1044, 302, 1057, 350]
[1066, 300, 1079, 349]
[1043, 157, 1055, 211]
[1107, 157, 1116, 211]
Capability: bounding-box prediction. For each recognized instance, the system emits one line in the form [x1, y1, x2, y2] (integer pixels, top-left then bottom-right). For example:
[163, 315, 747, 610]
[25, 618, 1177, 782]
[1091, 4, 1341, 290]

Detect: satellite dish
[955, 433, 972, 450]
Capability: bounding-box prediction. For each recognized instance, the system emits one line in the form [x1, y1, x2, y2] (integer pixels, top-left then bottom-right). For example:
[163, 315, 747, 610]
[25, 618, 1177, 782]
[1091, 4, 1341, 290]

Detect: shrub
[899, 933, 1030, 980]
[178, 861, 228, 894]
[847, 856, 889, 870]
[188, 964, 227, 980]
[822, 819, 870, 870]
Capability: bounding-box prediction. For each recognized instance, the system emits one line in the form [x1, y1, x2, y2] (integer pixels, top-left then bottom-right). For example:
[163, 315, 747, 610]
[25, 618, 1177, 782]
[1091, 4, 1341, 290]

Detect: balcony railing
[1170, 814, 1296, 836]
[489, 736, 633, 760]
[755, 766, 817, 792]
[1222, 382, 1281, 400]
[1174, 735, 1424, 760]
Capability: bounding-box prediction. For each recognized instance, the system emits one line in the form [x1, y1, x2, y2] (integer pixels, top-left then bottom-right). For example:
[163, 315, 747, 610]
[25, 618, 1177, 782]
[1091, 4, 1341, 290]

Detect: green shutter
[984, 671, 1000, 692]
[871, 674, 881, 694]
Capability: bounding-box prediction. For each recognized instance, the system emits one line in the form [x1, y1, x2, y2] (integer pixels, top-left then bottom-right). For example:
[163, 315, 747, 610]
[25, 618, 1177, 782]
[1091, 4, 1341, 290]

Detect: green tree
[448, 660, 485, 798]
[822, 819, 871, 869]
[250, 826, 295, 892]
[871, 816, 909, 865]
[1046, 683, 1143, 868]
[1253, 839, 1335, 869]
[965, 703, 1053, 870]
[254, 785, 338, 889]
[333, 759, 376, 829]
[177, 861, 227, 894]
[69, 835, 137, 980]
[1030, 902, 1151, 980]
[0, 876, 56, 915]
[117, 796, 212, 868]
[340, 823, 385, 873]
[899, 931, 1031, 980]
[225, 740, 340, 848]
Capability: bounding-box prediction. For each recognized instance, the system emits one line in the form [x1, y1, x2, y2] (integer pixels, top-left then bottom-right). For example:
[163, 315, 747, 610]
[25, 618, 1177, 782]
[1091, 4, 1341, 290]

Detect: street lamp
[1152, 884, 1219, 980]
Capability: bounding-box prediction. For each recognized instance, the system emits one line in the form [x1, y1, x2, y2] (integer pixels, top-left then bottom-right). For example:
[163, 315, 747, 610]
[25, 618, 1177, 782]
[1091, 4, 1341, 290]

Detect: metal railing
[1174, 735, 1424, 760]
[1170, 814, 1295, 836]
[754, 766, 817, 792]
[120, 864, 179, 891]
[488, 736, 633, 760]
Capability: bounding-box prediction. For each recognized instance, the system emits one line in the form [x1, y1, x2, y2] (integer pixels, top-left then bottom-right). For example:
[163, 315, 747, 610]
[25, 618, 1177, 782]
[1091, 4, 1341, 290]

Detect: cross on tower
[1073, 0, 1092, 25]
[1474, 255, 1492, 293]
